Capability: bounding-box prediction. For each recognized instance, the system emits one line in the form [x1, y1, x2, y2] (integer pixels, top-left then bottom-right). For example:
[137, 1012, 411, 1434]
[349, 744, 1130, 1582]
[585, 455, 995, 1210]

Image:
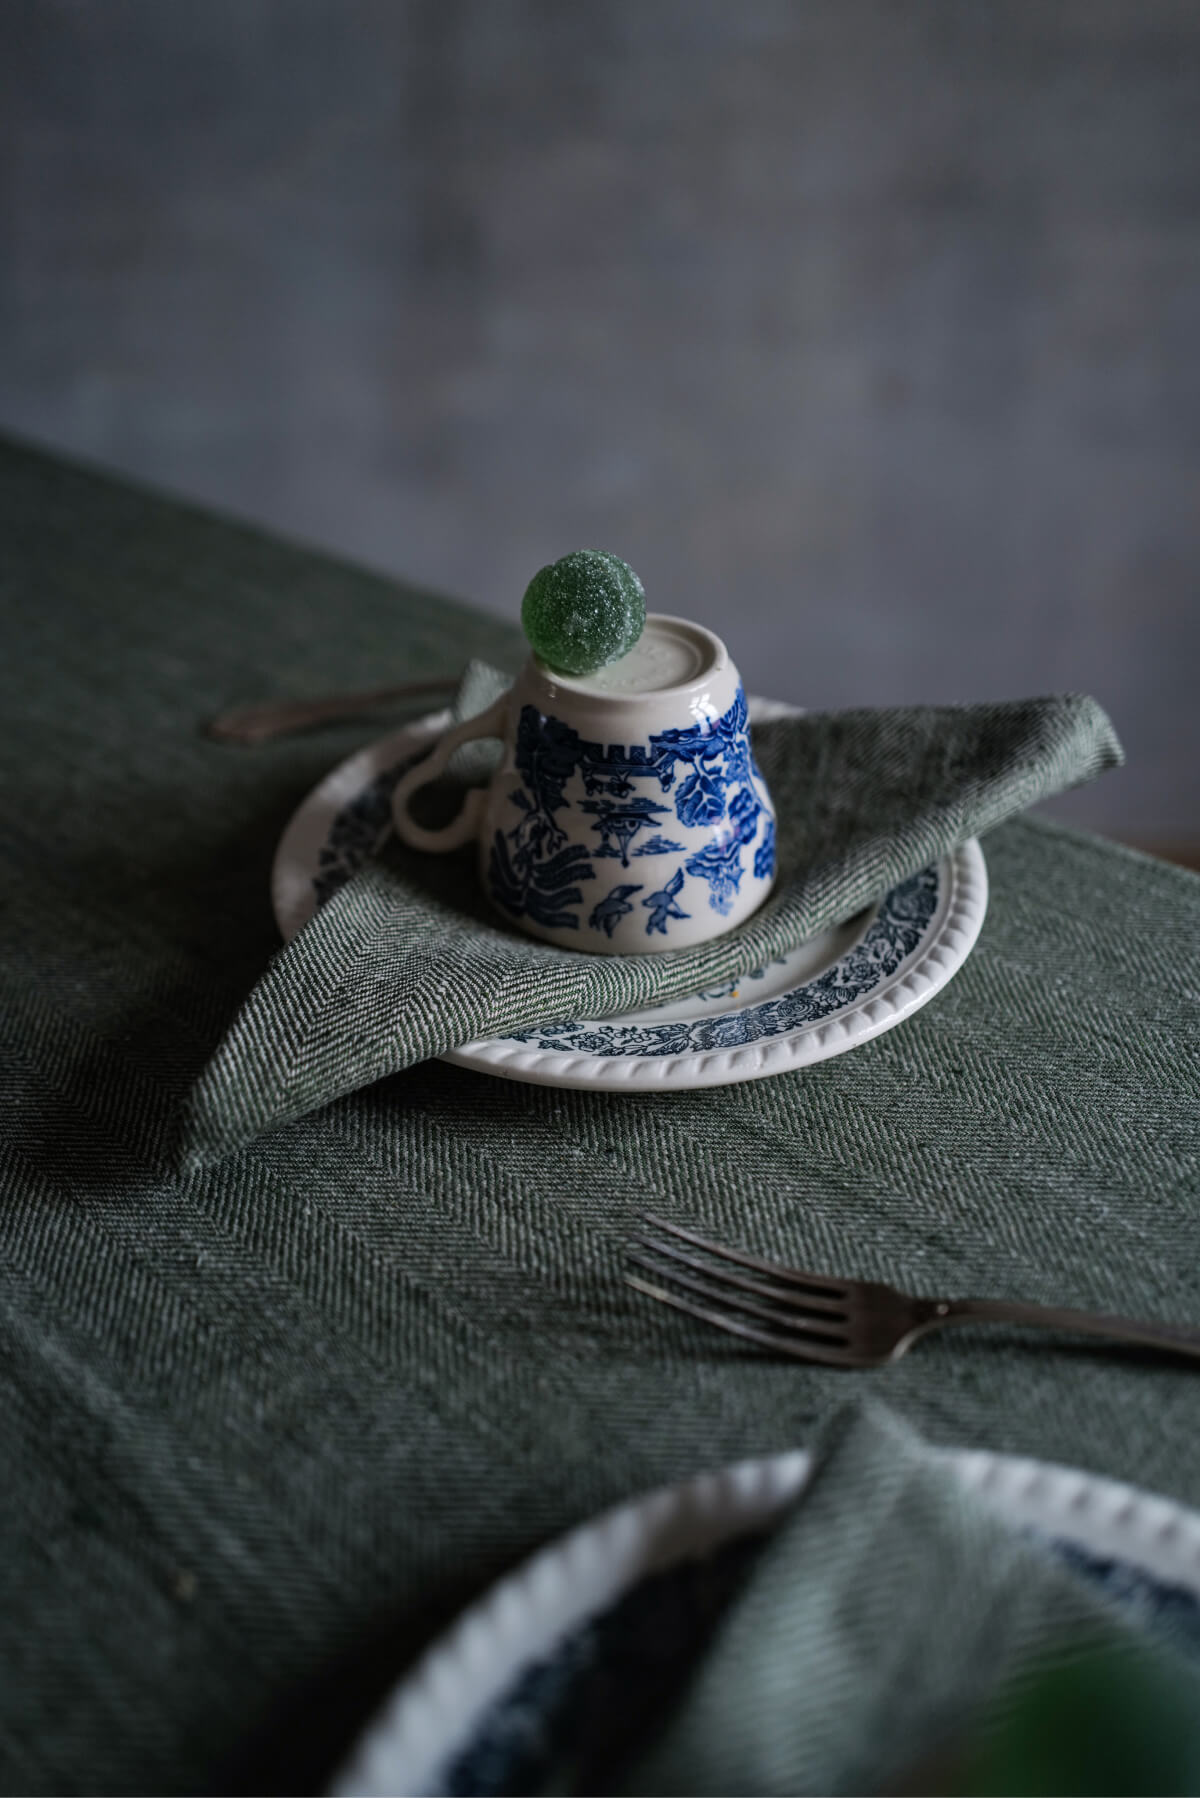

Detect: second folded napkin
[612, 1405, 1200, 1795]
[184, 676, 1121, 1163]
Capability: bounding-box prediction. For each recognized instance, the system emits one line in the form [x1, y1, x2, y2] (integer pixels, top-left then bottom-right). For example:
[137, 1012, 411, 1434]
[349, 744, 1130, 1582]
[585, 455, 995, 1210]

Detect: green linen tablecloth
[2, 436, 1199, 1793]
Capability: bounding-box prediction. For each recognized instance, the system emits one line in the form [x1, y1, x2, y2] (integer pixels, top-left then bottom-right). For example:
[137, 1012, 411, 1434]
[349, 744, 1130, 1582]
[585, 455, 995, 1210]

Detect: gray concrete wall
[2, 0, 1197, 838]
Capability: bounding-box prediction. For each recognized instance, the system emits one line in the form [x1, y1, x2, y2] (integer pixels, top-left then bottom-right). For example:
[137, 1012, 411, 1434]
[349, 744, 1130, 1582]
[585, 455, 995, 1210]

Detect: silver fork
[626, 1216, 1200, 1368]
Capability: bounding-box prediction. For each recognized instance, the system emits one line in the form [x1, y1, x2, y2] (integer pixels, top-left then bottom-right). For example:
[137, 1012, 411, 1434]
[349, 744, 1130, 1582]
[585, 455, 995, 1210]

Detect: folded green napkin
[184, 675, 1120, 1162]
[607, 1404, 1200, 1797]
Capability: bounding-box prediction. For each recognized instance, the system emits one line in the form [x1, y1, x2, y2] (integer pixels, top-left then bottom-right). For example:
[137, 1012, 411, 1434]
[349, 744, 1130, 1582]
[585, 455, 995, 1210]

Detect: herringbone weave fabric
[185, 671, 1120, 1159]
[1, 439, 1198, 1795]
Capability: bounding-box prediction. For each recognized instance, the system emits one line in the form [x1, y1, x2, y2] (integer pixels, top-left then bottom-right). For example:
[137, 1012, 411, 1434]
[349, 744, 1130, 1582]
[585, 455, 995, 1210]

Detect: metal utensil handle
[206, 678, 459, 745]
[390, 692, 510, 852]
[942, 1297, 1200, 1361]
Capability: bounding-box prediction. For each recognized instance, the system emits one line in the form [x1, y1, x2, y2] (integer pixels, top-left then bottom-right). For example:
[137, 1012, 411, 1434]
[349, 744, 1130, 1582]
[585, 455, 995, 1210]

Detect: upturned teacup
[391, 615, 777, 954]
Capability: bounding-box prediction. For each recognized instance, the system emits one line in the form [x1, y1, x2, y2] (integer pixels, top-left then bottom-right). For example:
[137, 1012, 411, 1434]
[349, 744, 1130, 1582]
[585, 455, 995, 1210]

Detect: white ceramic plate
[331, 1449, 1200, 1798]
[272, 702, 988, 1092]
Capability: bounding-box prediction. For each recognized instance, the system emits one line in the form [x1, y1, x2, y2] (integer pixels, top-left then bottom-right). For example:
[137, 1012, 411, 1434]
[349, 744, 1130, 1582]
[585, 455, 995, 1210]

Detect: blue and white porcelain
[389, 616, 777, 954]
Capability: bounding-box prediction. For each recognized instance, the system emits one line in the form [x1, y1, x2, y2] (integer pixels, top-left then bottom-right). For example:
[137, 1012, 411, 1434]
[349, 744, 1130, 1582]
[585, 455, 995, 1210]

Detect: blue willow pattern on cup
[486, 685, 773, 940]
[504, 866, 939, 1056]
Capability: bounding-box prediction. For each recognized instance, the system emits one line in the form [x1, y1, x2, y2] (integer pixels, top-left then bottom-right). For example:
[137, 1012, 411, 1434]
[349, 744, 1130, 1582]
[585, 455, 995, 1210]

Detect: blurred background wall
[2, 0, 1197, 842]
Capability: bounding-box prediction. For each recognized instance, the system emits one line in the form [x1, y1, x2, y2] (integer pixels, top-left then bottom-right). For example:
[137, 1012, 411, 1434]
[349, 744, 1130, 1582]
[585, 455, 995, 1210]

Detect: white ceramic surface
[271, 699, 988, 1094]
[331, 1449, 1200, 1797]
[388, 616, 778, 954]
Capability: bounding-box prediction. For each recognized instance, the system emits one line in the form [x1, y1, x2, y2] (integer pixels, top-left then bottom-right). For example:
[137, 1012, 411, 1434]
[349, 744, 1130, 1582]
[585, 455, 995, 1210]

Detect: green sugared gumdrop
[521, 550, 646, 676]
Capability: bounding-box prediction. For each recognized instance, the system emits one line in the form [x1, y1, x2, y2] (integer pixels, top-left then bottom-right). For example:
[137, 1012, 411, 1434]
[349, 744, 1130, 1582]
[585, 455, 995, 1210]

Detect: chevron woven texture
[1, 438, 1198, 1793]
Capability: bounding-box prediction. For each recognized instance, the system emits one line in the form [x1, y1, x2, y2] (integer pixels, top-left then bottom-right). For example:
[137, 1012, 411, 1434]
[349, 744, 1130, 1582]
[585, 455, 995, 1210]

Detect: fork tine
[626, 1251, 850, 1341]
[624, 1274, 859, 1366]
[642, 1215, 848, 1296]
[628, 1237, 849, 1321]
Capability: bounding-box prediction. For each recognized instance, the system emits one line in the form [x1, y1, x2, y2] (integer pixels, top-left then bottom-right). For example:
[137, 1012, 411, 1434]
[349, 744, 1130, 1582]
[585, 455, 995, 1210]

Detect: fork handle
[939, 1298, 1200, 1362]
[205, 678, 458, 745]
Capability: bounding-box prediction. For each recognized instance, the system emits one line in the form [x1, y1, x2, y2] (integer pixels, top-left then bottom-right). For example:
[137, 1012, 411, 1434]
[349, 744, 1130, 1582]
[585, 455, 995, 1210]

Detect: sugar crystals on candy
[521, 549, 646, 676]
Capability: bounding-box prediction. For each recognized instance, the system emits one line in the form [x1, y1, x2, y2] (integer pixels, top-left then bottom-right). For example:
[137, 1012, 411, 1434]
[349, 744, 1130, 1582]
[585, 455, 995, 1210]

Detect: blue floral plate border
[271, 700, 988, 1093]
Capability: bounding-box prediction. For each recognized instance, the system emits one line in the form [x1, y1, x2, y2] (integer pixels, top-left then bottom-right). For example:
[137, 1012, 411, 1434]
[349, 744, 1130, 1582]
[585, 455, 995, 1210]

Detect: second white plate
[332, 1446, 1200, 1797]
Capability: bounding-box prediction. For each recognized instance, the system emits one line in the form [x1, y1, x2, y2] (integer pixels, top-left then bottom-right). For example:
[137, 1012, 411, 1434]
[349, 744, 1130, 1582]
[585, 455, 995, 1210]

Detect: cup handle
[390, 693, 510, 852]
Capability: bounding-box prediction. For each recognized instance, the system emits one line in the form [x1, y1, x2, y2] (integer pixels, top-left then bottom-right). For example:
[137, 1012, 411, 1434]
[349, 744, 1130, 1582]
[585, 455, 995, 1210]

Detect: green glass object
[521, 549, 646, 676]
[943, 1639, 1200, 1797]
